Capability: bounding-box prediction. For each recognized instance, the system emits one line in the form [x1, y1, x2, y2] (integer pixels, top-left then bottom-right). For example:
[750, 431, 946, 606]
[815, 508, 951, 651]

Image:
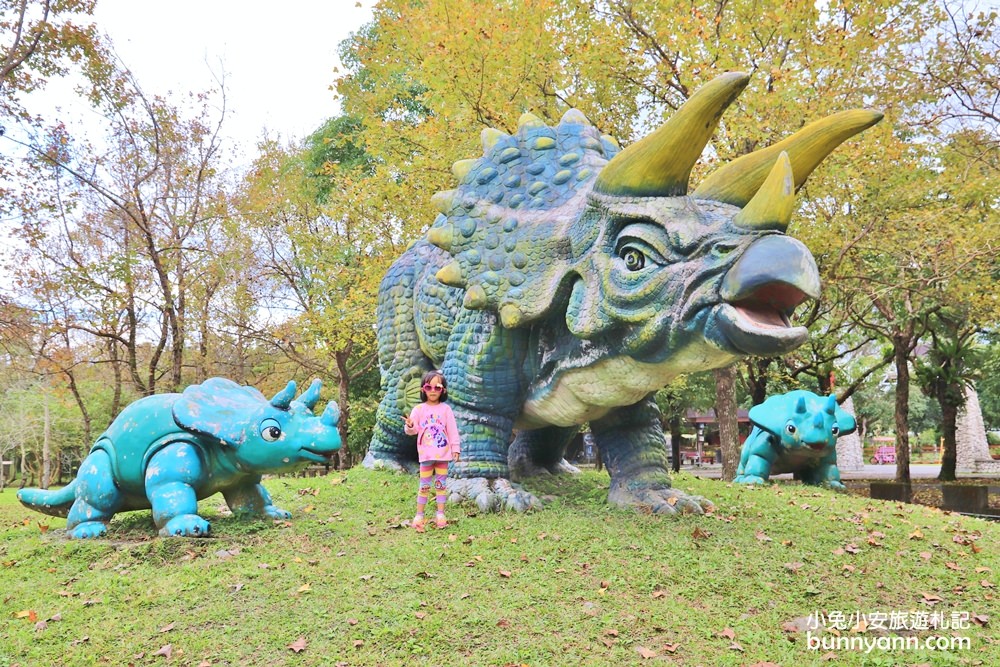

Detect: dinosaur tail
[17, 480, 77, 518]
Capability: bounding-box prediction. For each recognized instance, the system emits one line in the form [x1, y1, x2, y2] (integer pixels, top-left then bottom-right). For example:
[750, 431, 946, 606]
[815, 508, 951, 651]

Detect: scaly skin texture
[734, 390, 857, 489]
[364, 73, 881, 514]
[18, 378, 341, 538]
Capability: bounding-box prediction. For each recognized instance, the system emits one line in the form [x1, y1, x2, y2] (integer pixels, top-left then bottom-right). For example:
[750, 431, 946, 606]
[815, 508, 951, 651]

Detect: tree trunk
[714, 365, 740, 482]
[668, 414, 681, 473]
[892, 341, 912, 485]
[42, 391, 51, 489]
[334, 349, 353, 470]
[937, 392, 959, 482]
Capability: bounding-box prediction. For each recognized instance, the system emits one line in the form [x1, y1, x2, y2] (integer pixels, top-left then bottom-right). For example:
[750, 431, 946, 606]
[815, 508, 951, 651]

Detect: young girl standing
[403, 371, 460, 530]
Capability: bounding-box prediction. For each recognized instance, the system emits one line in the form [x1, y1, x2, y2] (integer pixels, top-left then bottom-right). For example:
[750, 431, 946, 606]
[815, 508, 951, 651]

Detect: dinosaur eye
[831, 425, 840, 436]
[785, 423, 796, 435]
[260, 418, 282, 442]
[620, 247, 646, 271]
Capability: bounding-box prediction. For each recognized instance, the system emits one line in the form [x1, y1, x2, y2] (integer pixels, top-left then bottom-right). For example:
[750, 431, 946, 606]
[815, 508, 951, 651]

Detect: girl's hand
[452, 452, 460, 462]
[402, 415, 414, 429]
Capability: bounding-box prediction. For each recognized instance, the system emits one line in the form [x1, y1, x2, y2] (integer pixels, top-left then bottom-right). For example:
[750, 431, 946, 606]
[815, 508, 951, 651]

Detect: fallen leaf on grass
[34, 620, 47, 632]
[910, 528, 924, 540]
[15, 610, 38, 622]
[729, 641, 744, 652]
[197, 661, 211, 667]
[945, 562, 961, 571]
[784, 562, 804, 573]
[69, 636, 89, 646]
[415, 612, 426, 620]
[981, 580, 996, 588]
[919, 552, 933, 560]
[496, 618, 511, 628]
[636, 646, 657, 659]
[159, 622, 175, 633]
[691, 526, 711, 540]
[821, 651, 838, 660]
[38, 522, 49, 533]
[972, 614, 989, 626]
[352, 640, 363, 648]
[287, 637, 307, 653]
[651, 590, 666, 599]
[921, 592, 944, 605]
[153, 644, 172, 659]
[719, 627, 736, 640]
[498, 569, 512, 578]
[347, 618, 359, 626]
[748, 662, 781, 666]
[662, 642, 679, 653]
[297, 583, 311, 593]
[755, 531, 772, 542]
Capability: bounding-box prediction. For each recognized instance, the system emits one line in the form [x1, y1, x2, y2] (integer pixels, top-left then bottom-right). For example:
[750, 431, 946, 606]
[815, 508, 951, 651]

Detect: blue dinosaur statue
[364, 71, 881, 514]
[18, 378, 341, 538]
[734, 390, 857, 489]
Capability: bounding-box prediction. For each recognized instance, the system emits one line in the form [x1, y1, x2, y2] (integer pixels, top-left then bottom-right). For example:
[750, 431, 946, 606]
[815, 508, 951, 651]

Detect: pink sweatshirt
[405, 402, 461, 463]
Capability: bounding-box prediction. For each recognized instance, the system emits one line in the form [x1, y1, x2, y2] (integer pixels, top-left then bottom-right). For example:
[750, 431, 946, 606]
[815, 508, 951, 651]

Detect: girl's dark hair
[420, 371, 448, 402]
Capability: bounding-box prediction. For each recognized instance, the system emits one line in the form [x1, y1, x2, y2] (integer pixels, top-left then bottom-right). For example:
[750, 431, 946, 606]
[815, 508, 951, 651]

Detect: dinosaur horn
[270, 381, 296, 410]
[813, 412, 825, 430]
[795, 396, 807, 414]
[299, 379, 322, 411]
[731, 152, 796, 232]
[826, 395, 837, 415]
[593, 72, 750, 197]
[693, 109, 883, 206]
[321, 401, 341, 427]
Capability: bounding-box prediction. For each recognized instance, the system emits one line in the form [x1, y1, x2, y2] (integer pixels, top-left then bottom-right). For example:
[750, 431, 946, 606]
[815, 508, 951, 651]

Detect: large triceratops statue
[364, 72, 881, 513]
[19, 378, 341, 538]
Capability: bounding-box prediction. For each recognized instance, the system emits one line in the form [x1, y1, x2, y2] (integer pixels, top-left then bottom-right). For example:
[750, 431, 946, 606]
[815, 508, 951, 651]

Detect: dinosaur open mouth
[716, 235, 819, 356]
[300, 447, 335, 463]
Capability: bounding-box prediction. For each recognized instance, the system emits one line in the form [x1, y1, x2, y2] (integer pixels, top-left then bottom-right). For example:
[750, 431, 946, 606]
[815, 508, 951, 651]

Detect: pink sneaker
[435, 512, 447, 529]
[412, 514, 426, 532]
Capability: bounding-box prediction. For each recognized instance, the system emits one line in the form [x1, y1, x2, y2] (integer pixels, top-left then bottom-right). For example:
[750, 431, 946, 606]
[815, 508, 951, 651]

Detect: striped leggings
[416, 461, 449, 514]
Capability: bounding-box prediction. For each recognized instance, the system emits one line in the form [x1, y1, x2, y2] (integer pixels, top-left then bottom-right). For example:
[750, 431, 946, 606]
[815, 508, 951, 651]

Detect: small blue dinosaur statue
[734, 390, 857, 489]
[18, 378, 341, 538]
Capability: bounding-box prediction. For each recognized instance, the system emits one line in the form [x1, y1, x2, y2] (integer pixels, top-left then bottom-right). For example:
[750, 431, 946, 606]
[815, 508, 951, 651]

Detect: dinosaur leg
[593, 395, 712, 515]
[145, 442, 211, 537]
[733, 429, 776, 485]
[364, 255, 434, 473]
[441, 309, 540, 512]
[799, 455, 846, 491]
[509, 426, 581, 480]
[223, 478, 293, 519]
[66, 449, 124, 539]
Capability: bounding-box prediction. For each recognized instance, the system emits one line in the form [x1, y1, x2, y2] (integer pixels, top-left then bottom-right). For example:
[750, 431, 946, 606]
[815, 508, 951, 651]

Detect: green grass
[2, 470, 997, 666]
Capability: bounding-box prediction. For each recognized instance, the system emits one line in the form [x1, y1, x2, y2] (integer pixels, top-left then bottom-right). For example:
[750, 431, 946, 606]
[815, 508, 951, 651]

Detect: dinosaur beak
[715, 235, 820, 356]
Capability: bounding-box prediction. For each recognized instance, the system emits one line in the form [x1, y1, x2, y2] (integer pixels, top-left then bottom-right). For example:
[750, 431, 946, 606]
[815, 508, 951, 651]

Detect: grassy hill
[1, 469, 997, 666]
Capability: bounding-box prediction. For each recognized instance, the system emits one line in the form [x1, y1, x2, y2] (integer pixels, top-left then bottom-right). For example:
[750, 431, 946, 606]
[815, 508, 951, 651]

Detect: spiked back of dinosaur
[426, 72, 882, 331]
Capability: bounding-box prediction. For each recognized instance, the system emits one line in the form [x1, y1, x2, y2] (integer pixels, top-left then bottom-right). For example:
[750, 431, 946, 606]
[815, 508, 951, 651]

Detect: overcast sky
[70, 0, 374, 157]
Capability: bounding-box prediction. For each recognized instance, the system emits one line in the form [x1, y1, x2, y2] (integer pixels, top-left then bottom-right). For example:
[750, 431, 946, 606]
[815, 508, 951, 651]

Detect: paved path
[679, 463, 999, 481]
